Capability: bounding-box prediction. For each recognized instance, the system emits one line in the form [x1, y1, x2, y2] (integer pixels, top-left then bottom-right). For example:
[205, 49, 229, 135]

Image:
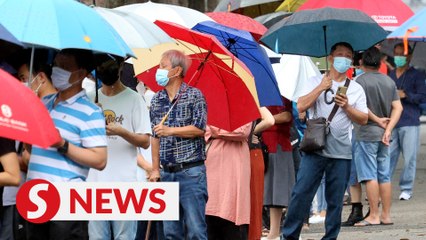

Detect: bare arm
[298, 74, 332, 113]
[368, 110, 390, 129]
[274, 111, 292, 124]
[106, 123, 150, 149]
[253, 107, 275, 134]
[335, 94, 368, 125]
[137, 153, 152, 174]
[149, 137, 161, 182]
[53, 139, 107, 170]
[0, 152, 20, 186]
[382, 100, 403, 145]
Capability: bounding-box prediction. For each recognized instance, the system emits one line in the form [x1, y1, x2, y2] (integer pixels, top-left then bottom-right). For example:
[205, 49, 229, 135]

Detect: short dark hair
[394, 43, 413, 55]
[330, 42, 354, 55]
[353, 51, 363, 67]
[25, 50, 52, 81]
[362, 47, 381, 69]
[58, 49, 94, 72]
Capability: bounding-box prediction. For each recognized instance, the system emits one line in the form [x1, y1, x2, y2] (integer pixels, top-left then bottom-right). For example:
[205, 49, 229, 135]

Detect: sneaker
[399, 191, 412, 200]
[309, 215, 325, 224]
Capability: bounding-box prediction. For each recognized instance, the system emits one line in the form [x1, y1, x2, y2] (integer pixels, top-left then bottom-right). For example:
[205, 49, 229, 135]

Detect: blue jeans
[160, 165, 208, 240]
[390, 126, 420, 195]
[88, 220, 137, 240]
[282, 153, 350, 240]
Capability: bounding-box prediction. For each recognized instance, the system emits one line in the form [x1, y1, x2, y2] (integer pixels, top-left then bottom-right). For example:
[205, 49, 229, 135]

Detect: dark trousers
[0, 205, 26, 240]
[26, 221, 88, 240]
[135, 221, 164, 240]
[206, 215, 248, 240]
[282, 153, 350, 240]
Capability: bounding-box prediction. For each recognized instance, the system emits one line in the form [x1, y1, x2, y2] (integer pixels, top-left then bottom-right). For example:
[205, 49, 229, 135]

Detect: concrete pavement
[300, 122, 426, 240]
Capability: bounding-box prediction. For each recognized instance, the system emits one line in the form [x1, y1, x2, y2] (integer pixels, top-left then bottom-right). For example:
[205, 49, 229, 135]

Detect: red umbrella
[298, 0, 414, 31]
[134, 20, 261, 131]
[206, 12, 268, 41]
[0, 69, 61, 148]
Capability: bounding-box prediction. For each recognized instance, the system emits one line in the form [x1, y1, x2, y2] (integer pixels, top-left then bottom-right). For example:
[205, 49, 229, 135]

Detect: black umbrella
[261, 7, 388, 62]
[254, 11, 293, 28]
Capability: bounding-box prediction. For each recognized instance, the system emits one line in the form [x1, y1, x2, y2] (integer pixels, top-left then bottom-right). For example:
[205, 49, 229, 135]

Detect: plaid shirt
[150, 83, 207, 164]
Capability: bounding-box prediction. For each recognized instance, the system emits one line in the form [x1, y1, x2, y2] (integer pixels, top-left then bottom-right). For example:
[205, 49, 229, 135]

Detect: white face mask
[82, 77, 96, 93]
[51, 67, 73, 91]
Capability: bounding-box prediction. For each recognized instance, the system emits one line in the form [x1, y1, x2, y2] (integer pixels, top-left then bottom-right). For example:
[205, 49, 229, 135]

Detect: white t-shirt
[87, 87, 151, 182]
[303, 75, 368, 159]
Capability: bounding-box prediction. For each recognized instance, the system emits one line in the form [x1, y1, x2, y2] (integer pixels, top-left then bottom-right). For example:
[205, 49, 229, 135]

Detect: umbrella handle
[323, 26, 329, 71]
[160, 114, 168, 125]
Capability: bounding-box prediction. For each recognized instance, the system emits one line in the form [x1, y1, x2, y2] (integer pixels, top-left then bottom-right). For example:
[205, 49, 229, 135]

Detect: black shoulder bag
[300, 79, 350, 153]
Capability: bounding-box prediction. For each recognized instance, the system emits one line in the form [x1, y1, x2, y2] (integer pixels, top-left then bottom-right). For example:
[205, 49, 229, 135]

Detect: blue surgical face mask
[394, 56, 407, 68]
[155, 69, 170, 87]
[333, 57, 352, 73]
[355, 68, 364, 76]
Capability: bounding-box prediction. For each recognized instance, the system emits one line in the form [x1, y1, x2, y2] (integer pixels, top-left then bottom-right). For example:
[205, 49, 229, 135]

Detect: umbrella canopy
[386, 7, 426, 70]
[387, 7, 426, 42]
[94, 7, 173, 49]
[0, 23, 23, 47]
[0, 69, 61, 148]
[193, 21, 282, 107]
[0, 0, 133, 57]
[272, 54, 321, 101]
[298, 0, 414, 31]
[205, 12, 267, 41]
[254, 11, 293, 28]
[116, 1, 214, 29]
[134, 21, 261, 131]
[261, 7, 388, 57]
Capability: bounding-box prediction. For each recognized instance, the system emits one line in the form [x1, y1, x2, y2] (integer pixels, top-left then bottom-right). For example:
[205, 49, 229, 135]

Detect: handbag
[300, 79, 350, 153]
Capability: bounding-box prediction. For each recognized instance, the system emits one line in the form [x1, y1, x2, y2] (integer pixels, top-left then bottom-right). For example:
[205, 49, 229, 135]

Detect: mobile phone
[336, 86, 348, 95]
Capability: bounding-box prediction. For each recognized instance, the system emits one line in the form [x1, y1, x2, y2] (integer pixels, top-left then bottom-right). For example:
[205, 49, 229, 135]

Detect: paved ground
[300, 121, 426, 240]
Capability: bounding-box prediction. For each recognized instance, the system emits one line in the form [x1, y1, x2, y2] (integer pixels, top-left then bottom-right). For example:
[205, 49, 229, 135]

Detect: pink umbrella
[206, 12, 267, 41]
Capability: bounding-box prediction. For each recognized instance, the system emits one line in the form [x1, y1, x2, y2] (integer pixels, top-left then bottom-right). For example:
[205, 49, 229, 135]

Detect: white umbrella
[94, 7, 173, 49]
[116, 1, 214, 29]
[272, 54, 321, 101]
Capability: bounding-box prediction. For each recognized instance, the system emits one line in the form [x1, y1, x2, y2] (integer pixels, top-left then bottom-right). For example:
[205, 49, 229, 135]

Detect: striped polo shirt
[27, 90, 107, 182]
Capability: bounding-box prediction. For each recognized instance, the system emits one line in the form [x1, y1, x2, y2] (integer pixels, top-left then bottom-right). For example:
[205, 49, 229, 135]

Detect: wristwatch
[57, 140, 69, 154]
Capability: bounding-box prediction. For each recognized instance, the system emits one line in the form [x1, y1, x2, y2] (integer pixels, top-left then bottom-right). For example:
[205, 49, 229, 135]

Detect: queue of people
[0, 39, 426, 240]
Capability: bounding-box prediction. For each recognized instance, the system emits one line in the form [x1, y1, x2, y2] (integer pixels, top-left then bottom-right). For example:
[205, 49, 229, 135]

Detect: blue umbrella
[387, 7, 426, 43]
[193, 21, 283, 107]
[261, 7, 388, 58]
[0, 23, 23, 46]
[0, 0, 133, 58]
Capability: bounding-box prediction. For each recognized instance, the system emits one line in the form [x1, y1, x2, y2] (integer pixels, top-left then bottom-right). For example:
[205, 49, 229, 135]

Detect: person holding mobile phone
[282, 42, 368, 240]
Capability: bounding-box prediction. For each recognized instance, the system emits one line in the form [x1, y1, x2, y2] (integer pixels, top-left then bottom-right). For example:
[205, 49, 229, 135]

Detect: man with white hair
[149, 50, 208, 239]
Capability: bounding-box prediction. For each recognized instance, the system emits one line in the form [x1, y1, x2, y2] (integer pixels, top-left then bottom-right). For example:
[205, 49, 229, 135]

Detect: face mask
[355, 68, 364, 76]
[155, 68, 170, 87]
[333, 57, 352, 73]
[394, 56, 407, 68]
[82, 77, 96, 93]
[51, 67, 73, 91]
